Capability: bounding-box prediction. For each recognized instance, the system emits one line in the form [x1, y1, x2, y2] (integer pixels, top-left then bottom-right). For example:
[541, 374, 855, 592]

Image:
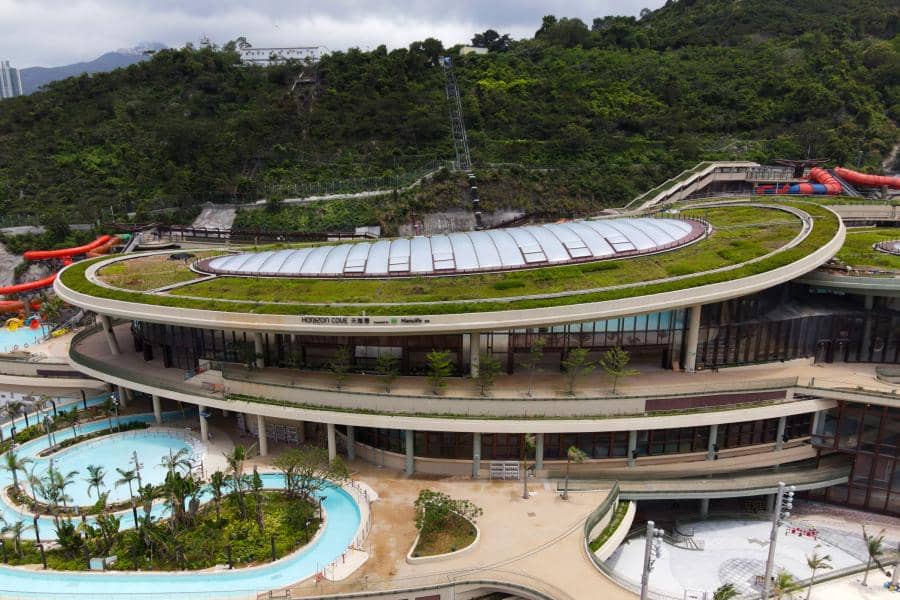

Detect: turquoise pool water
[0, 325, 44, 353]
[0, 407, 363, 598]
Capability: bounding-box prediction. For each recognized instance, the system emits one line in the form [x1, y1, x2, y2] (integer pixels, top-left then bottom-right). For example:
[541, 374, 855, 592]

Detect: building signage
[300, 316, 431, 326]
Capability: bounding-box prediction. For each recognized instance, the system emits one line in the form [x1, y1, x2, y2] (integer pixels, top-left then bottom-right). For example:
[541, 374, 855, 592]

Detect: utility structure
[640, 520, 664, 600]
[762, 482, 795, 599]
[440, 56, 482, 228]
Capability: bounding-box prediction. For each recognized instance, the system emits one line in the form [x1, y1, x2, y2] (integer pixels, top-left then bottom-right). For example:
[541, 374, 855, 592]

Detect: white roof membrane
[201, 217, 703, 278]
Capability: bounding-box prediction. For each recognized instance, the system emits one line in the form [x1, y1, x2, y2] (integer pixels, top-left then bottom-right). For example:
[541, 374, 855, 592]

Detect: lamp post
[762, 482, 795, 599]
[640, 520, 664, 600]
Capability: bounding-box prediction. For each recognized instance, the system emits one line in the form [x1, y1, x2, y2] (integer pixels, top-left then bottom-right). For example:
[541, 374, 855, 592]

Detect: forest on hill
[0, 0, 897, 228]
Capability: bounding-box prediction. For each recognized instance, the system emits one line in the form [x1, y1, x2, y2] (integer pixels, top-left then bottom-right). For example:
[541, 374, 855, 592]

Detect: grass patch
[413, 511, 477, 557]
[59, 201, 838, 316]
[96, 250, 226, 291]
[832, 227, 900, 272]
[588, 501, 629, 553]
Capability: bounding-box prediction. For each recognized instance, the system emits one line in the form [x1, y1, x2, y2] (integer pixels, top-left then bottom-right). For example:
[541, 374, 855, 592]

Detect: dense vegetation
[0, 0, 897, 227]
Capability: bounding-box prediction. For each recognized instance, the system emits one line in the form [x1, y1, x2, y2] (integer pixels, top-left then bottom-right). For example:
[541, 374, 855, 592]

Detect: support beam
[472, 432, 481, 479]
[346, 425, 356, 461]
[775, 416, 787, 451]
[535, 433, 544, 470]
[198, 406, 209, 442]
[700, 498, 710, 520]
[683, 305, 702, 373]
[627, 430, 637, 467]
[297, 421, 306, 445]
[327, 423, 337, 462]
[811, 410, 824, 439]
[99, 314, 121, 356]
[706, 424, 718, 461]
[117, 386, 128, 409]
[152, 395, 162, 425]
[256, 414, 268, 457]
[405, 429, 415, 476]
[253, 332, 265, 369]
[469, 332, 480, 378]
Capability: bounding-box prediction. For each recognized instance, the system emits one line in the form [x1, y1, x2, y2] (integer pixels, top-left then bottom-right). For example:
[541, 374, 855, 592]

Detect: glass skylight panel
[364, 240, 392, 274]
[487, 229, 526, 267]
[299, 245, 334, 275]
[506, 228, 546, 263]
[562, 222, 615, 257]
[239, 251, 276, 273]
[468, 231, 502, 270]
[449, 232, 479, 270]
[430, 235, 455, 271]
[584, 221, 631, 251]
[544, 224, 591, 258]
[257, 249, 295, 274]
[321, 244, 353, 274]
[409, 236, 434, 273]
[343, 243, 371, 273]
[388, 239, 411, 272]
[280, 248, 314, 273]
[526, 226, 569, 262]
[607, 220, 655, 250]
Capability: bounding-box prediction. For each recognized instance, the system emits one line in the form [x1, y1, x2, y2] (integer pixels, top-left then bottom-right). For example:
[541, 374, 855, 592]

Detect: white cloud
[0, 0, 664, 67]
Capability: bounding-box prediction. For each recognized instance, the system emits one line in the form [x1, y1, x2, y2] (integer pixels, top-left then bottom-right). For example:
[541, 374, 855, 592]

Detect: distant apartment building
[0, 61, 24, 99]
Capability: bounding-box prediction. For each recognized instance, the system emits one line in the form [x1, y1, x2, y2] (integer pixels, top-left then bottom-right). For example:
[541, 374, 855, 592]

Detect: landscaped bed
[410, 489, 480, 559]
[412, 511, 477, 557]
[831, 226, 900, 272]
[58, 201, 840, 316]
[96, 250, 226, 291]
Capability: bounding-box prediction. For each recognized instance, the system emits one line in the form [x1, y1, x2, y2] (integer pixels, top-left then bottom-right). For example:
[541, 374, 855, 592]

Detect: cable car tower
[440, 57, 481, 228]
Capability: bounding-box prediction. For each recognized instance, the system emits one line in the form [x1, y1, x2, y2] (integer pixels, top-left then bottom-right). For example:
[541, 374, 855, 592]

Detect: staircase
[440, 57, 481, 228]
[828, 169, 863, 198]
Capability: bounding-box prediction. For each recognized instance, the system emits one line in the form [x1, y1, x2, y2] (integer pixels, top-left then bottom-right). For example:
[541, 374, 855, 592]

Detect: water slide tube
[22, 235, 112, 261]
[834, 167, 900, 189]
[0, 299, 41, 314]
[86, 235, 123, 257]
[756, 167, 842, 195]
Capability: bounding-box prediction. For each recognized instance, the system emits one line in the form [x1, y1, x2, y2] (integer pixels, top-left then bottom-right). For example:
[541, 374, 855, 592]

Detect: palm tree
[5, 401, 25, 429]
[100, 397, 117, 432]
[33, 396, 55, 449]
[562, 446, 587, 500]
[3, 450, 31, 490]
[25, 464, 42, 506]
[115, 468, 139, 526]
[223, 444, 252, 519]
[774, 569, 797, 600]
[208, 470, 226, 521]
[85, 464, 106, 499]
[3, 521, 29, 558]
[160, 448, 192, 476]
[713, 583, 738, 600]
[862, 526, 886, 586]
[806, 547, 832, 600]
[58, 409, 80, 438]
[47, 465, 78, 509]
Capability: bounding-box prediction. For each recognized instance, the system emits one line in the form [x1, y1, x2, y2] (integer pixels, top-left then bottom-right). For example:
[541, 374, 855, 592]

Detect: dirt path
[192, 206, 236, 229]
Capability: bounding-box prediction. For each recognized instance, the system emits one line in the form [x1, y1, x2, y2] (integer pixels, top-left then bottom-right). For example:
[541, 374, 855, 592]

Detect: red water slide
[808, 167, 843, 194]
[0, 273, 57, 296]
[834, 167, 900, 189]
[0, 299, 42, 313]
[22, 235, 112, 261]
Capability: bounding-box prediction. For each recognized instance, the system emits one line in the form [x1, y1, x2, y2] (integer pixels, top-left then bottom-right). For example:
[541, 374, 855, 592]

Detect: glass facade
[810, 402, 899, 515]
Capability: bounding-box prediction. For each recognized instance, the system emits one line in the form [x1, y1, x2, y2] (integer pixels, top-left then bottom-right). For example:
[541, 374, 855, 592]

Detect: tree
[115, 468, 139, 526]
[805, 547, 832, 600]
[471, 29, 511, 52]
[273, 446, 349, 501]
[224, 444, 252, 519]
[562, 348, 594, 395]
[85, 464, 106, 499]
[329, 346, 352, 389]
[519, 338, 546, 397]
[6, 400, 26, 429]
[160, 447, 192, 476]
[862, 526, 886, 586]
[375, 352, 399, 392]
[476, 352, 502, 396]
[3, 521, 29, 558]
[3, 450, 31, 490]
[100, 396, 118, 432]
[562, 446, 587, 500]
[251, 465, 264, 532]
[58, 409, 80, 437]
[712, 583, 738, 600]
[599, 346, 638, 393]
[208, 470, 226, 522]
[425, 349, 453, 394]
[774, 569, 797, 600]
[414, 489, 482, 539]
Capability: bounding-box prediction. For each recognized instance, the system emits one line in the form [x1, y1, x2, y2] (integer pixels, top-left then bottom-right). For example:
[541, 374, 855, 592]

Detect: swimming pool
[0, 325, 43, 353]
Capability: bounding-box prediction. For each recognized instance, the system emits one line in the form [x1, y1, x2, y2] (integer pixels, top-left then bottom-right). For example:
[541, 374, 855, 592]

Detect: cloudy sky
[1, 0, 665, 68]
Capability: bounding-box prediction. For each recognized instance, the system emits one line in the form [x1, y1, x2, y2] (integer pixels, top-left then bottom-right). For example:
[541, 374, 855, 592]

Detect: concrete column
[346, 425, 356, 460]
[327, 423, 336, 462]
[864, 294, 874, 310]
[700, 498, 710, 519]
[535, 433, 544, 470]
[766, 493, 775, 514]
[221, 409, 229, 418]
[405, 429, 415, 476]
[862, 295, 874, 359]
[811, 409, 824, 439]
[151, 395, 162, 424]
[706, 424, 718, 460]
[297, 421, 306, 445]
[775, 416, 787, 451]
[99, 314, 121, 356]
[683, 305, 702, 373]
[116, 386, 128, 409]
[472, 433, 481, 479]
[256, 414, 268, 457]
[198, 406, 209, 442]
[469, 332, 480, 378]
[253, 332, 265, 369]
[627, 430, 637, 467]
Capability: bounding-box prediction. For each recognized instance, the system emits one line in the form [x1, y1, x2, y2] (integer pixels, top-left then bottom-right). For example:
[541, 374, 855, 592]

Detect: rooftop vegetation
[96, 251, 226, 291]
[58, 202, 839, 316]
[833, 227, 900, 272]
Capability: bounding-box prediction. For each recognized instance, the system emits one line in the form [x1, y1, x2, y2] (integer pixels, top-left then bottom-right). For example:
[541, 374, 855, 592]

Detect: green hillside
[0, 0, 897, 226]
